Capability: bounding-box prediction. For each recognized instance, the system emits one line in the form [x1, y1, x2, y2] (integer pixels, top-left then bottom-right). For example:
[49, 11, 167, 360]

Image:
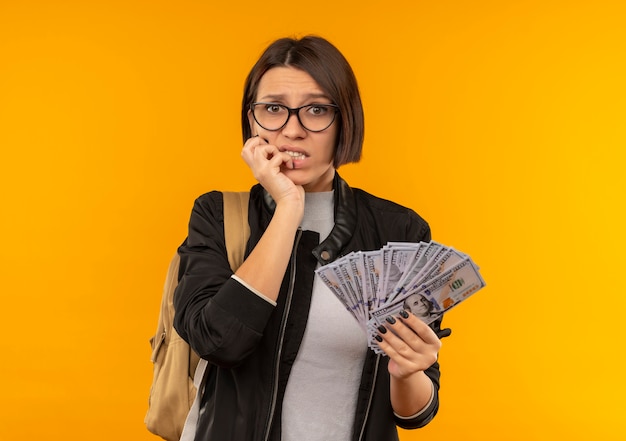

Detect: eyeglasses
[250, 102, 339, 132]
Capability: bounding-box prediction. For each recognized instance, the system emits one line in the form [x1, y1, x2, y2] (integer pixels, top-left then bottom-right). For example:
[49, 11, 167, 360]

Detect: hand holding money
[315, 241, 486, 354]
[375, 311, 442, 378]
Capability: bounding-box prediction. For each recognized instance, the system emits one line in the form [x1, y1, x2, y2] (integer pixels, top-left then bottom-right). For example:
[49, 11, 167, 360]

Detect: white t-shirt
[281, 191, 368, 441]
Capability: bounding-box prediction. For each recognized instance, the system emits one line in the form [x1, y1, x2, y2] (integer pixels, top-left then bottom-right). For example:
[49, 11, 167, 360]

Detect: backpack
[145, 191, 250, 441]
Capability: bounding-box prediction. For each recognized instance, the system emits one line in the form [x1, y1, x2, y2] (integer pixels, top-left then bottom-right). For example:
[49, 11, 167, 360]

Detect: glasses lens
[298, 105, 337, 132]
[252, 103, 338, 132]
[252, 103, 288, 131]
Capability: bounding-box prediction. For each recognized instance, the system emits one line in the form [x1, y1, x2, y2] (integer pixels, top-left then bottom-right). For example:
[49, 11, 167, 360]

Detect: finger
[253, 145, 294, 169]
[252, 144, 278, 161]
[379, 316, 429, 354]
[396, 312, 441, 345]
[376, 319, 439, 373]
[375, 326, 420, 372]
[242, 135, 269, 153]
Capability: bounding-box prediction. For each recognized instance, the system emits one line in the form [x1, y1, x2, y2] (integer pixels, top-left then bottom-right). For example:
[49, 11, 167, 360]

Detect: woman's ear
[247, 109, 257, 137]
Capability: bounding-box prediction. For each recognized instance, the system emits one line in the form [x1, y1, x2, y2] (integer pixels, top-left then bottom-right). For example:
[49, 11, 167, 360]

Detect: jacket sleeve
[406, 208, 431, 244]
[172, 191, 275, 368]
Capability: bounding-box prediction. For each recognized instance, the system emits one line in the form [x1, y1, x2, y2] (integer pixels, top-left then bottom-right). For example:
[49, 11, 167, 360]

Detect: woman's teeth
[286, 151, 306, 160]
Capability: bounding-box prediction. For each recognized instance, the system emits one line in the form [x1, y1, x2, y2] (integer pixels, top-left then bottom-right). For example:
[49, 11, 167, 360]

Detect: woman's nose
[281, 111, 307, 138]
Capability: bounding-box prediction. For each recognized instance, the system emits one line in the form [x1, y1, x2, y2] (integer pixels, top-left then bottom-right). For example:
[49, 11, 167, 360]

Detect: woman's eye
[266, 105, 282, 113]
[308, 105, 327, 116]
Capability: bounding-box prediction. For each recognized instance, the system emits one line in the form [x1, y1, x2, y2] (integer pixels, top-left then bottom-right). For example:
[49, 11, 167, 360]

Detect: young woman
[173, 35, 449, 441]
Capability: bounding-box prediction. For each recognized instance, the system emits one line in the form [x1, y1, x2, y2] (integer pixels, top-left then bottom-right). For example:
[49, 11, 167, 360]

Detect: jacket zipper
[357, 354, 381, 441]
[263, 228, 303, 441]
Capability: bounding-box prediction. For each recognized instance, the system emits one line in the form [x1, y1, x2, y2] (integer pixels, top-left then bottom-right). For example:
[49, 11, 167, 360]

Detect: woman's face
[248, 66, 338, 192]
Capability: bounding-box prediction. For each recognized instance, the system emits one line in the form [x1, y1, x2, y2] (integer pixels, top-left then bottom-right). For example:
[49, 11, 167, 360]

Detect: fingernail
[399, 310, 409, 319]
[374, 335, 383, 342]
[377, 325, 387, 334]
[385, 316, 396, 325]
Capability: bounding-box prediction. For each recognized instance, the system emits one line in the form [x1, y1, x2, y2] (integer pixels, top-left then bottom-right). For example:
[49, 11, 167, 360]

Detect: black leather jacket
[173, 174, 442, 441]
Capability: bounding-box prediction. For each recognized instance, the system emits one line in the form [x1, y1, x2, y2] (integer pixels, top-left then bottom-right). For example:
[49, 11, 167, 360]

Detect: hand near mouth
[241, 136, 304, 210]
[280, 148, 307, 164]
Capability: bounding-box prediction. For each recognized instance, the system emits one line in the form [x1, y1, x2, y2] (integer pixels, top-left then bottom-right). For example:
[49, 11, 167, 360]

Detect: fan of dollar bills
[315, 241, 485, 354]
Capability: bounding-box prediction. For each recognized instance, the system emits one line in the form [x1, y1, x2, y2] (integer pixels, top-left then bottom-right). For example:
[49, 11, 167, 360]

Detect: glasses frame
[250, 102, 340, 133]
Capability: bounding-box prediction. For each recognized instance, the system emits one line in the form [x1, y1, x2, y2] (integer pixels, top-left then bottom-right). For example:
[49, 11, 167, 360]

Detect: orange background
[1, 1, 625, 440]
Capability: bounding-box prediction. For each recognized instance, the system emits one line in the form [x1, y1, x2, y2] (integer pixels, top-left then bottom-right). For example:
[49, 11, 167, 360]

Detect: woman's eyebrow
[258, 93, 331, 102]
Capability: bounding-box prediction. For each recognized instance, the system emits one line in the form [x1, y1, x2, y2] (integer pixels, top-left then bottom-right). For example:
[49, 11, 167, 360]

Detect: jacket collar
[312, 173, 357, 265]
[261, 172, 357, 265]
